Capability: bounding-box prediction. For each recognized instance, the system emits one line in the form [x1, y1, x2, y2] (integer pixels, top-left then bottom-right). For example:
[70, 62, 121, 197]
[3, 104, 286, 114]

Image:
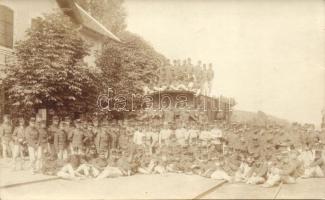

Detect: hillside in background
[231, 110, 290, 127]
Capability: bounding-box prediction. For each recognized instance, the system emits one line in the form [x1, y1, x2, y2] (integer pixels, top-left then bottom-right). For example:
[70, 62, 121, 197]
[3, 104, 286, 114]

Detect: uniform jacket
[70, 128, 85, 148]
[54, 129, 68, 150]
[0, 123, 13, 144]
[47, 125, 59, 144]
[12, 126, 25, 145]
[25, 126, 39, 148]
[38, 128, 49, 146]
[94, 128, 110, 152]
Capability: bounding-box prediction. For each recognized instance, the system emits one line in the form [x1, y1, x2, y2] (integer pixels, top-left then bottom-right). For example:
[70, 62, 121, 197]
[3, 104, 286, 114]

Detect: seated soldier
[96, 150, 131, 179]
[198, 153, 215, 177]
[246, 155, 268, 184]
[234, 155, 254, 183]
[180, 151, 197, 175]
[117, 150, 134, 176]
[78, 153, 108, 178]
[210, 157, 233, 182]
[137, 148, 158, 174]
[165, 148, 183, 173]
[301, 150, 324, 178]
[153, 152, 168, 175]
[263, 150, 303, 187]
[188, 153, 204, 176]
[57, 154, 86, 180]
[41, 152, 63, 176]
[169, 79, 188, 91]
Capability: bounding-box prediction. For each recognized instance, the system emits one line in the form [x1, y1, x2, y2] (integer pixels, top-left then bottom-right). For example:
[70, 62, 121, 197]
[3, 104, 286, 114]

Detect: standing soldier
[36, 120, 48, 171]
[118, 125, 130, 153]
[25, 117, 39, 174]
[92, 117, 100, 140]
[94, 120, 110, 158]
[47, 116, 60, 157]
[83, 121, 95, 155]
[202, 64, 209, 96]
[12, 117, 26, 170]
[70, 119, 85, 155]
[63, 116, 74, 155]
[158, 123, 171, 146]
[194, 60, 202, 90]
[92, 117, 100, 153]
[107, 123, 117, 150]
[54, 121, 68, 160]
[0, 114, 13, 160]
[175, 124, 186, 146]
[207, 63, 214, 95]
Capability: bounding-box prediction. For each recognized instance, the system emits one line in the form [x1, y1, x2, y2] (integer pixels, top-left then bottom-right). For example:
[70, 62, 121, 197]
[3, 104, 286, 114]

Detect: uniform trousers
[246, 176, 266, 184]
[48, 143, 56, 157]
[264, 174, 296, 186]
[36, 145, 48, 171]
[302, 166, 324, 178]
[57, 149, 68, 160]
[96, 166, 124, 179]
[28, 146, 38, 172]
[72, 146, 84, 155]
[13, 144, 25, 170]
[211, 170, 232, 181]
[1, 141, 14, 159]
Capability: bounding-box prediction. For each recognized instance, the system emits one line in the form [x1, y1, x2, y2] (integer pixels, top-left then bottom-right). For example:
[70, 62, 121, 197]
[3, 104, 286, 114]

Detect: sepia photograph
[0, 0, 324, 199]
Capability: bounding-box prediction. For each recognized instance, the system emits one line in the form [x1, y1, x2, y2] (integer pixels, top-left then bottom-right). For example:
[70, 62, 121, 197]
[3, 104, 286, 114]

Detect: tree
[75, 0, 127, 34]
[96, 31, 166, 117]
[2, 12, 101, 117]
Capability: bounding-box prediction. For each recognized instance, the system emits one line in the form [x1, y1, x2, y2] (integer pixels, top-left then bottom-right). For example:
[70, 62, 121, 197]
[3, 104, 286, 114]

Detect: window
[31, 17, 41, 29]
[0, 53, 5, 65]
[0, 5, 14, 49]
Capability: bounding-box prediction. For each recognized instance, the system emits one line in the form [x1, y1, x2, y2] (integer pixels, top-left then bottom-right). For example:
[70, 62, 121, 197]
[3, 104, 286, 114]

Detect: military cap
[18, 117, 25, 123]
[52, 116, 59, 121]
[110, 148, 118, 154]
[100, 119, 109, 126]
[92, 116, 99, 122]
[61, 121, 69, 126]
[29, 117, 36, 122]
[64, 116, 71, 121]
[169, 134, 177, 140]
[314, 150, 322, 157]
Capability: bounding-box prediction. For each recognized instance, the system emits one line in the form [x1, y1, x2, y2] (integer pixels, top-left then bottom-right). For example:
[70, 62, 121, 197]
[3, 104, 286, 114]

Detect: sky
[124, 0, 325, 125]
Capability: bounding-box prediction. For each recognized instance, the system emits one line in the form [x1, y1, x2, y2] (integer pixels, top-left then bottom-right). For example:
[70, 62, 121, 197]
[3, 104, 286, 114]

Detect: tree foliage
[75, 0, 127, 34]
[3, 13, 101, 117]
[96, 31, 166, 114]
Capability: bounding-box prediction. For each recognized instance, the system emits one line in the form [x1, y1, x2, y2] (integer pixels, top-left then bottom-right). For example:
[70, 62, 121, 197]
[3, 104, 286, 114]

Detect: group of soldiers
[1, 114, 325, 187]
[143, 58, 214, 96]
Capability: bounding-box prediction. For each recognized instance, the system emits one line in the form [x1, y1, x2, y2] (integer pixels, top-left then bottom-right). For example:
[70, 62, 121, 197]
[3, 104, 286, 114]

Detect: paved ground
[203, 178, 325, 199]
[1, 173, 220, 199]
[1, 159, 325, 199]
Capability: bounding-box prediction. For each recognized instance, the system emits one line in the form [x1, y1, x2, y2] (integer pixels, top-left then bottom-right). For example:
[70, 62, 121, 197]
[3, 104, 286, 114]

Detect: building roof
[56, 0, 120, 42]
